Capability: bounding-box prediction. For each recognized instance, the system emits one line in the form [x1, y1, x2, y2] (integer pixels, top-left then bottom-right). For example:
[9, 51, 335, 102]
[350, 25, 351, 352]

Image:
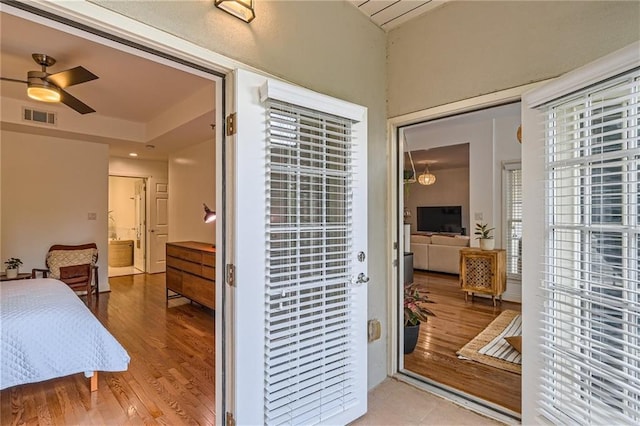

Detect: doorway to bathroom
[108, 175, 147, 277]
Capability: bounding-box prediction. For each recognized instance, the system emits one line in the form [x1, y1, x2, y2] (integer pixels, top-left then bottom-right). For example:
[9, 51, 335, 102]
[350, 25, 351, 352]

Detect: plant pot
[479, 238, 495, 250]
[6, 268, 18, 279]
[404, 322, 421, 354]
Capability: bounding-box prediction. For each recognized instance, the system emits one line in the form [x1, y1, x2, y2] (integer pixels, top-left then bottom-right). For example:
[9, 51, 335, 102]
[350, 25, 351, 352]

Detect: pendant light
[418, 164, 436, 186]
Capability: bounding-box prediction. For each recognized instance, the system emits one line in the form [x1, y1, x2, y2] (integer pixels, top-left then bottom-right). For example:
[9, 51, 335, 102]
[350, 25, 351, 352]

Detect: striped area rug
[456, 310, 522, 374]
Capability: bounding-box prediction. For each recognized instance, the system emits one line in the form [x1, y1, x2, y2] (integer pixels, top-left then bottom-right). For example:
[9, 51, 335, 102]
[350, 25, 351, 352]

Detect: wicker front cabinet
[459, 248, 506, 306]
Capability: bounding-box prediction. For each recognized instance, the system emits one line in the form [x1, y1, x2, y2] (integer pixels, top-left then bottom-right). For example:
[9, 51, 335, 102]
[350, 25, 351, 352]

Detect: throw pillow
[505, 335, 522, 354]
[411, 235, 431, 244]
[47, 248, 97, 279]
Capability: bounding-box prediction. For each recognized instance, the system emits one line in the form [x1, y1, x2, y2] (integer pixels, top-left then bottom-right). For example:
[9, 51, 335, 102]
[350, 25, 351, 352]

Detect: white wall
[405, 167, 470, 234]
[109, 157, 168, 181]
[168, 140, 215, 244]
[387, 0, 640, 117]
[0, 130, 109, 289]
[94, 0, 389, 388]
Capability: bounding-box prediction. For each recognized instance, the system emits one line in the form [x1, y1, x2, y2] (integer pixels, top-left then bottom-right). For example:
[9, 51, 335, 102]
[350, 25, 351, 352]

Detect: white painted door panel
[149, 181, 168, 273]
[228, 68, 368, 425]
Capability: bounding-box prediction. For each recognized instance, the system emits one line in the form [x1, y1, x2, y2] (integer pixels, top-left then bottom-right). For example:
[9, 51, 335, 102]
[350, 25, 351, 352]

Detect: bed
[0, 278, 130, 391]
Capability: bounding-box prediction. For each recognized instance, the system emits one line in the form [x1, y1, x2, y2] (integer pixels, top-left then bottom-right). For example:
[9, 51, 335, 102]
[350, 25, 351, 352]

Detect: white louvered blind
[504, 162, 522, 279]
[541, 68, 640, 424]
[264, 98, 357, 425]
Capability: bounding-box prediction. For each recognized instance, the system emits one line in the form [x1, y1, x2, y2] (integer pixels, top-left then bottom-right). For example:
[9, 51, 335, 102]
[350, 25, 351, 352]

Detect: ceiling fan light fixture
[214, 0, 255, 23]
[27, 81, 60, 103]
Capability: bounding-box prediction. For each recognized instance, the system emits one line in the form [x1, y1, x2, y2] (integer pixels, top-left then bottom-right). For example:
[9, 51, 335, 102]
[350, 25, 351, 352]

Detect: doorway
[108, 175, 146, 277]
[397, 102, 523, 418]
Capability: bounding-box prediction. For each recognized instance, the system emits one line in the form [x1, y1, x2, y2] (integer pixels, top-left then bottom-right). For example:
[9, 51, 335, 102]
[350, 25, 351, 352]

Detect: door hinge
[226, 113, 237, 136]
[393, 259, 398, 267]
[225, 412, 236, 426]
[226, 264, 236, 287]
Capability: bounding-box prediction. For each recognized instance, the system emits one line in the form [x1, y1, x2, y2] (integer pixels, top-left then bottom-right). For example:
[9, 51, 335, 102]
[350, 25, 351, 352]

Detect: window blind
[264, 99, 357, 425]
[541, 69, 640, 424]
[504, 162, 522, 279]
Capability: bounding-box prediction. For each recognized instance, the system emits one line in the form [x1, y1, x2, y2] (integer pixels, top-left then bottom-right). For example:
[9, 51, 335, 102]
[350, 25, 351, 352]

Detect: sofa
[410, 234, 470, 275]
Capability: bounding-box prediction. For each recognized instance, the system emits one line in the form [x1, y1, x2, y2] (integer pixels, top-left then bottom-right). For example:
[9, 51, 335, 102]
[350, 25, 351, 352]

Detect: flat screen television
[417, 206, 463, 234]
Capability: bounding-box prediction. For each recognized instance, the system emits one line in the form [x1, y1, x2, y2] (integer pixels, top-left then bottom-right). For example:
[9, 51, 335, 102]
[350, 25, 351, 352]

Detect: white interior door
[148, 180, 168, 274]
[226, 68, 368, 425]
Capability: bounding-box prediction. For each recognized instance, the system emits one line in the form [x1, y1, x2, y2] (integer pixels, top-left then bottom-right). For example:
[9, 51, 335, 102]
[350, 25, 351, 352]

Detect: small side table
[459, 248, 506, 306]
[0, 273, 32, 282]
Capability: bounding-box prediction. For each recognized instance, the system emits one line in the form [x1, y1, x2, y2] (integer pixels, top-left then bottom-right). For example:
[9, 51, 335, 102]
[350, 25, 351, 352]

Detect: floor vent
[22, 107, 57, 126]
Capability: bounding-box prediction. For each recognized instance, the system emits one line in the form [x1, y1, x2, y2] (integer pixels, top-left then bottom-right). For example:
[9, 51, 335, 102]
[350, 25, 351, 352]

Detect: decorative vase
[404, 322, 421, 354]
[479, 238, 495, 250]
[6, 268, 18, 279]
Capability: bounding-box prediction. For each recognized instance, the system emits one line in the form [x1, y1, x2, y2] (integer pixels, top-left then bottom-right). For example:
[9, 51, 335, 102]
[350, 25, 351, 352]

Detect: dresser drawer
[167, 245, 202, 263]
[167, 256, 202, 276]
[202, 252, 215, 267]
[202, 265, 215, 280]
[166, 267, 183, 293]
[183, 273, 215, 308]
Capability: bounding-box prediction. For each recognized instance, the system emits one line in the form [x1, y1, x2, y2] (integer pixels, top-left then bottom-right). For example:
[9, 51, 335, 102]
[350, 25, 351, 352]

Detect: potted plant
[475, 222, 495, 250]
[4, 257, 23, 279]
[404, 284, 435, 354]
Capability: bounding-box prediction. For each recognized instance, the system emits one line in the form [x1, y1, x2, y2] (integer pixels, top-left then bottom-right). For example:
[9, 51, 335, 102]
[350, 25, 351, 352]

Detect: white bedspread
[0, 278, 130, 390]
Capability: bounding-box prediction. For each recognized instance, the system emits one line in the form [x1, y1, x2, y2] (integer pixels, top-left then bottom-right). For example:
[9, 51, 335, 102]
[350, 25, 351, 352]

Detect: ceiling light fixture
[203, 203, 217, 223]
[214, 0, 255, 23]
[129, 153, 138, 157]
[27, 78, 60, 102]
[418, 165, 436, 186]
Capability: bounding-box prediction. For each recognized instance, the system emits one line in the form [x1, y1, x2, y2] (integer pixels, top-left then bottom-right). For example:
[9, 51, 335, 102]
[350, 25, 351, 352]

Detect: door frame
[1, 1, 232, 424]
[108, 174, 148, 274]
[386, 81, 547, 422]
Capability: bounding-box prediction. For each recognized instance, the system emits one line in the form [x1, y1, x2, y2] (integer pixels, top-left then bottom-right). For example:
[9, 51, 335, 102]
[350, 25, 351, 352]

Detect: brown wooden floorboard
[403, 270, 522, 414]
[0, 273, 215, 425]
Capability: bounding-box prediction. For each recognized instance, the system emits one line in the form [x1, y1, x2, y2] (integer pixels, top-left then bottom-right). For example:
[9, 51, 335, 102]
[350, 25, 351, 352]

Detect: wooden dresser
[166, 241, 215, 309]
[459, 248, 506, 306]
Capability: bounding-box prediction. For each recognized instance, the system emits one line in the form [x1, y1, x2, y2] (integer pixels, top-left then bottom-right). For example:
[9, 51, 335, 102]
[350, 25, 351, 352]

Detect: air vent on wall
[22, 107, 56, 126]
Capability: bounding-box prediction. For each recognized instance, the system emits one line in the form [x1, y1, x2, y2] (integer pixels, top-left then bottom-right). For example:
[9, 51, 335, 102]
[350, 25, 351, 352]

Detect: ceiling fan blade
[46, 66, 98, 88]
[59, 88, 95, 115]
[0, 77, 28, 84]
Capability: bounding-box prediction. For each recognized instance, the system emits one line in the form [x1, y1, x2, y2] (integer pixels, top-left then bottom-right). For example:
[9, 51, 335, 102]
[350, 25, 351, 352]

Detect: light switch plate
[474, 212, 483, 221]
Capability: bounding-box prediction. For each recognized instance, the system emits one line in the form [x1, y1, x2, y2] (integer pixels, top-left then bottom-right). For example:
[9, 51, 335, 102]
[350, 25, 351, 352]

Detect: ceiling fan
[0, 53, 98, 114]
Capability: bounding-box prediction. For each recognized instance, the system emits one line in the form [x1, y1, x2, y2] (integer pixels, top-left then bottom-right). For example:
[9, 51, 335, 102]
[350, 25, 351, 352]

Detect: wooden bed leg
[90, 372, 98, 392]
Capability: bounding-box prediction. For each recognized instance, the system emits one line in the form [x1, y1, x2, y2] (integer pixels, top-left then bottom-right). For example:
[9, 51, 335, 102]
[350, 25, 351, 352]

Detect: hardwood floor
[403, 270, 522, 414]
[0, 273, 216, 425]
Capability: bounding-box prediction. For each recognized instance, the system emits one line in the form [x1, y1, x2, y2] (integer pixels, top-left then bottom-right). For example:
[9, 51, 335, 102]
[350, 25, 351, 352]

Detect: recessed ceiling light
[129, 153, 138, 157]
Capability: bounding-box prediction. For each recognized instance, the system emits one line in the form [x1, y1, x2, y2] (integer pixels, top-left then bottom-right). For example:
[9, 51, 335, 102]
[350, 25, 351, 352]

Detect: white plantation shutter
[264, 98, 358, 425]
[541, 68, 640, 424]
[504, 162, 522, 279]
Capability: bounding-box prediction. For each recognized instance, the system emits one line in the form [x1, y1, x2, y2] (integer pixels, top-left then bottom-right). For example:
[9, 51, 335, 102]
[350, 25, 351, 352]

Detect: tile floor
[108, 265, 144, 277]
[352, 379, 504, 426]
